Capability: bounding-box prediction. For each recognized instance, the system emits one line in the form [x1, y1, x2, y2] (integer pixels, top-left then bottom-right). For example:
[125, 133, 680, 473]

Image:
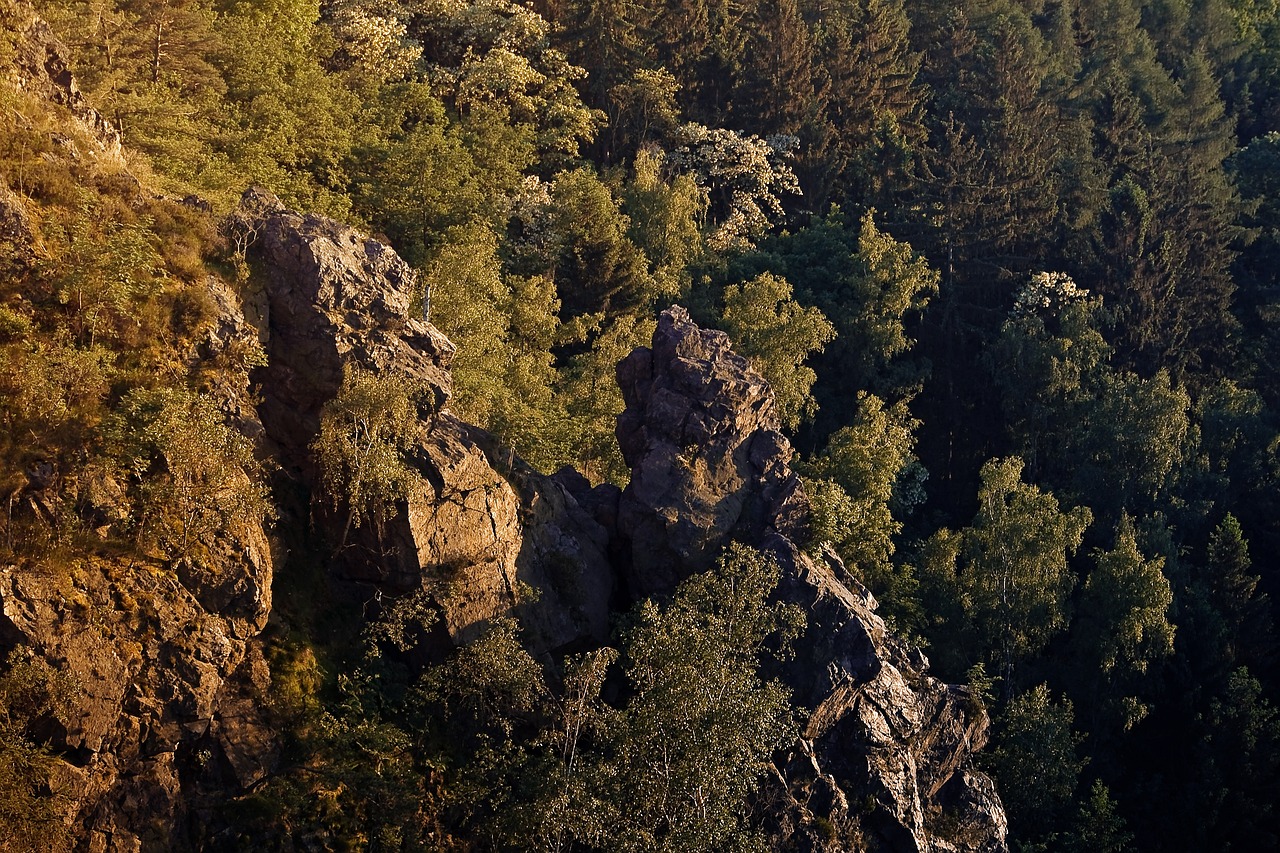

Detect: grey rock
[614, 308, 1007, 853]
[615, 305, 807, 598]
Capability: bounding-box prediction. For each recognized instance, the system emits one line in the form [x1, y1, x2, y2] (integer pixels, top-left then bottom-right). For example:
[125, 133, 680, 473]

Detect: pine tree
[730, 0, 821, 137]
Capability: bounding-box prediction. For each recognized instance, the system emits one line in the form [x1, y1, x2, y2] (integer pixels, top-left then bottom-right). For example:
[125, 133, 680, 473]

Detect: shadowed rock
[615, 307, 1007, 853]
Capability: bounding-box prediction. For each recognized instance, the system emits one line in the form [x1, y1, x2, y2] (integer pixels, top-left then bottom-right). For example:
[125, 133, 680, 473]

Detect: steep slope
[1, 7, 279, 849]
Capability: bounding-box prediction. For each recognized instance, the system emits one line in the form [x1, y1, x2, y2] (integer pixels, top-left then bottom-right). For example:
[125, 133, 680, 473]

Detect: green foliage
[730, 210, 937, 434]
[558, 311, 653, 483]
[0, 649, 77, 852]
[719, 272, 835, 430]
[109, 385, 268, 557]
[41, 200, 168, 347]
[1061, 779, 1132, 853]
[547, 167, 657, 318]
[405, 0, 603, 164]
[986, 684, 1086, 845]
[1084, 516, 1175, 676]
[1070, 514, 1175, 734]
[622, 148, 706, 299]
[666, 124, 801, 252]
[313, 365, 422, 542]
[844, 210, 939, 377]
[238, 641, 433, 849]
[932, 457, 1092, 689]
[1204, 513, 1274, 670]
[990, 276, 1192, 521]
[413, 543, 801, 851]
[1202, 667, 1280, 848]
[608, 543, 802, 852]
[357, 84, 527, 266]
[802, 392, 922, 630]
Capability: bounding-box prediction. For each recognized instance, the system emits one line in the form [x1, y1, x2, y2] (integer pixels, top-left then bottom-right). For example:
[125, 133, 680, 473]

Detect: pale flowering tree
[327, 0, 422, 82]
[666, 123, 801, 251]
[1012, 271, 1091, 318]
[406, 0, 602, 159]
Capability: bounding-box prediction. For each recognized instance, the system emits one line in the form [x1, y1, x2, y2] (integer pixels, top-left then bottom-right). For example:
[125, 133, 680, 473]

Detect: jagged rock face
[0, 517, 273, 850]
[3, 2, 123, 162]
[616, 307, 1008, 853]
[232, 186, 455, 470]
[240, 190, 613, 652]
[615, 306, 808, 598]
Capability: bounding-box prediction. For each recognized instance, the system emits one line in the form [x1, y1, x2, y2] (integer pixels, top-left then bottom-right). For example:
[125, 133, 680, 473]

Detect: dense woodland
[2, 0, 1280, 847]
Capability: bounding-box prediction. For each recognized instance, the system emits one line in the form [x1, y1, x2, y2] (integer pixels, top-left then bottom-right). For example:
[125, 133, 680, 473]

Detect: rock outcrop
[238, 190, 614, 653]
[614, 307, 808, 598]
[0, 267, 277, 850]
[1, 4, 1008, 849]
[2, 1, 124, 162]
[0, 479, 273, 852]
[614, 307, 1008, 853]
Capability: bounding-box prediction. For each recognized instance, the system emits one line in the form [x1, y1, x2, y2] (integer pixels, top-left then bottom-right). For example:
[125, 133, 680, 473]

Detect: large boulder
[615, 307, 1008, 853]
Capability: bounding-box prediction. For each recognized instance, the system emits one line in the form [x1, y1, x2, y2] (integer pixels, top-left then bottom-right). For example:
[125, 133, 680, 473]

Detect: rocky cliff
[230, 196, 1007, 850]
[0, 13, 1005, 847]
[234, 188, 615, 654]
[0, 247, 275, 852]
[612, 307, 1006, 852]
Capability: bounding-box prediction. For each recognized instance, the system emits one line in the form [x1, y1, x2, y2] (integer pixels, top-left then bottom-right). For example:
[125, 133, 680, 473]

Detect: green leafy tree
[729, 0, 820, 138]
[422, 222, 570, 473]
[666, 123, 801, 251]
[961, 457, 1092, 690]
[719, 272, 835, 431]
[622, 147, 706, 300]
[558, 311, 654, 483]
[547, 167, 657, 319]
[802, 391, 922, 630]
[811, 0, 925, 208]
[605, 543, 802, 852]
[989, 275, 1191, 521]
[44, 203, 167, 347]
[406, 0, 602, 164]
[1205, 513, 1274, 671]
[1071, 514, 1175, 734]
[109, 385, 268, 558]
[986, 683, 1087, 846]
[1228, 134, 1280, 402]
[1062, 779, 1133, 853]
[356, 84, 520, 266]
[414, 543, 802, 850]
[728, 209, 937, 434]
[211, 0, 362, 214]
[1201, 667, 1280, 850]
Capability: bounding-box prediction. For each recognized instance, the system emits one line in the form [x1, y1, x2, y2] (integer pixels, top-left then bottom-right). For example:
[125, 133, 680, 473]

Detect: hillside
[1, 0, 1279, 849]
